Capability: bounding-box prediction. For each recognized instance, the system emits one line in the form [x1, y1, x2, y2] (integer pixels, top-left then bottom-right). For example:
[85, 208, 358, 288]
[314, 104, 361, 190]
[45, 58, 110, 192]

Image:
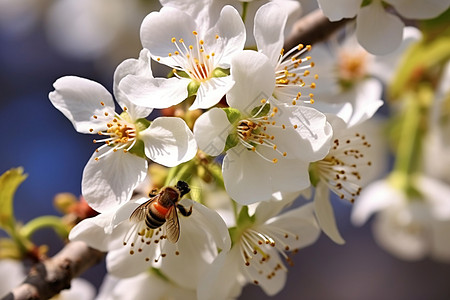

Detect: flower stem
[20, 216, 69, 240]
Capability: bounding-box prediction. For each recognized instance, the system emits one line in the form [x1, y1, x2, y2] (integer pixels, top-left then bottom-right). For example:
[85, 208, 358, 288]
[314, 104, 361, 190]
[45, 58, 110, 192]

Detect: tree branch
[2, 241, 104, 300]
[284, 9, 352, 50]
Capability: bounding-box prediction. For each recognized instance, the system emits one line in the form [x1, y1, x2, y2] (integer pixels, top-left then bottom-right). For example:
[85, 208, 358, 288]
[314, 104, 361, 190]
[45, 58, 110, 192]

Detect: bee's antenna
[176, 181, 190, 197]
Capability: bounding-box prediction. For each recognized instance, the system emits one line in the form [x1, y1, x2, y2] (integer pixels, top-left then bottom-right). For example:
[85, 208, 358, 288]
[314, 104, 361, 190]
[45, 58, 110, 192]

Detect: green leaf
[0, 168, 27, 230]
[222, 107, 241, 124]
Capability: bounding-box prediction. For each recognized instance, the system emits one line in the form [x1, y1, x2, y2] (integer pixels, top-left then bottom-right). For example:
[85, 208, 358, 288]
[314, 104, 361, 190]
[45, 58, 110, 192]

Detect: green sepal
[129, 139, 146, 159]
[0, 238, 21, 260]
[187, 80, 201, 98]
[0, 167, 27, 230]
[212, 67, 230, 78]
[237, 206, 255, 228]
[308, 163, 320, 187]
[361, 0, 372, 7]
[224, 133, 239, 152]
[250, 103, 271, 118]
[223, 107, 241, 124]
[135, 118, 151, 132]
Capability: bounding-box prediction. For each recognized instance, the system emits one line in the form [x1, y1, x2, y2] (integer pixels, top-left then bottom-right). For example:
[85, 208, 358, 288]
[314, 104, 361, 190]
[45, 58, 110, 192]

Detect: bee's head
[176, 180, 190, 197]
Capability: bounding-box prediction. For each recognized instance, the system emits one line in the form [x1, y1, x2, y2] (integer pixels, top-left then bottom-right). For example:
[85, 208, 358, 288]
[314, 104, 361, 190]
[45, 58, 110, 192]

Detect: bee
[129, 180, 192, 243]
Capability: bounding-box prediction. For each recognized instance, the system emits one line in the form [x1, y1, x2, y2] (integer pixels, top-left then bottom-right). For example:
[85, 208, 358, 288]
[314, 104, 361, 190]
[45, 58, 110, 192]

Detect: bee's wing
[129, 197, 156, 223]
[165, 206, 180, 243]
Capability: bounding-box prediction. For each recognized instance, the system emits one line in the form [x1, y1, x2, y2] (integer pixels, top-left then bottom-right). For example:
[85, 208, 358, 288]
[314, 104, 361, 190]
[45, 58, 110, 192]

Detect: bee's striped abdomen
[145, 202, 168, 229]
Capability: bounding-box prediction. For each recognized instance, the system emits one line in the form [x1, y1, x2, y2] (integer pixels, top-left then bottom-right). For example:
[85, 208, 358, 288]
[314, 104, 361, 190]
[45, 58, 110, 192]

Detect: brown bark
[2, 241, 104, 300]
[284, 9, 352, 50]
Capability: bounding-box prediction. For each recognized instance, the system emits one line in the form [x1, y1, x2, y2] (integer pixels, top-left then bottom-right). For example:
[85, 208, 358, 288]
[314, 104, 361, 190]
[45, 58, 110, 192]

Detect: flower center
[235, 101, 288, 164]
[123, 222, 180, 263]
[160, 31, 222, 82]
[90, 104, 138, 160]
[337, 49, 368, 83]
[314, 132, 372, 203]
[239, 226, 299, 284]
[274, 44, 318, 105]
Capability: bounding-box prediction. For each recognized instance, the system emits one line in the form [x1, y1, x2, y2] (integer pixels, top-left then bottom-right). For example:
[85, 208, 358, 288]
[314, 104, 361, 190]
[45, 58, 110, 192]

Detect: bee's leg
[177, 204, 193, 217]
[149, 189, 159, 197]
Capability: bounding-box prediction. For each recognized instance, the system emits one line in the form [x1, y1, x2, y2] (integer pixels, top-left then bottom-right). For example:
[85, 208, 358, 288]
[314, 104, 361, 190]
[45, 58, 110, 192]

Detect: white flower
[159, 0, 301, 48]
[194, 50, 332, 205]
[96, 273, 197, 300]
[49, 52, 197, 212]
[317, 0, 448, 55]
[0, 259, 96, 299]
[352, 176, 450, 261]
[309, 115, 375, 244]
[120, 5, 245, 110]
[198, 199, 321, 299]
[305, 27, 423, 127]
[254, 2, 319, 106]
[69, 197, 231, 286]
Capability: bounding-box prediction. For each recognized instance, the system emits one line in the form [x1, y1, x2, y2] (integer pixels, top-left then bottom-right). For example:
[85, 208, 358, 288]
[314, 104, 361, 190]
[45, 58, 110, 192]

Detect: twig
[2, 241, 104, 300]
[284, 8, 352, 49]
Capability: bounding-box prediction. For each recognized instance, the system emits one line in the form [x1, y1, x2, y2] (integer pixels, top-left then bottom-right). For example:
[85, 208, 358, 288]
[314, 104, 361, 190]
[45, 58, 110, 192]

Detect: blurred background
[1, 0, 450, 299]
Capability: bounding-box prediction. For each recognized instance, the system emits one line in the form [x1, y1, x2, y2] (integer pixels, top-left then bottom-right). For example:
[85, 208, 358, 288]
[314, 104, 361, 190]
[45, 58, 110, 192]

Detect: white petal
[372, 206, 428, 260]
[272, 104, 333, 161]
[68, 208, 130, 251]
[119, 75, 189, 109]
[314, 102, 354, 125]
[198, 248, 244, 300]
[193, 107, 231, 156]
[314, 182, 345, 244]
[82, 149, 148, 212]
[254, 2, 287, 66]
[106, 242, 155, 278]
[205, 5, 246, 67]
[418, 176, 450, 220]
[159, 200, 231, 290]
[385, 0, 450, 19]
[0, 260, 25, 297]
[346, 79, 384, 127]
[113, 49, 154, 119]
[190, 76, 235, 110]
[267, 202, 321, 249]
[140, 117, 197, 167]
[430, 219, 450, 262]
[356, 2, 404, 55]
[59, 278, 96, 300]
[369, 26, 422, 83]
[351, 179, 402, 226]
[227, 50, 275, 113]
[242, 246, 287, 296]
[140, 7, 197, 66]
[222, 149, 273, 204]
[317, 0, 362, 21]
[49, 76, 114, 134]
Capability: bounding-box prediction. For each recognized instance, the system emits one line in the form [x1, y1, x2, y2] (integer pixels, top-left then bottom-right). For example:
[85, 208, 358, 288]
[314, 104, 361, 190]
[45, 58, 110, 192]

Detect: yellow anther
[157, 58, 161, 61]
[305, 56, 312, 60]
[168, 53, 172, 57]
[179, 38, 184, 43]
[215, 34, 219, 39]
[93, 115, 98, 119]
[104, 112, 109, 116]
[171, 37, 176, 43]
[272, 158, 278, 163]
[174, 51, 179, 55]
[199, 40, 204, 45]
[192, 31, 198, 35]
[310, 83, 316, 89]
[189, 45, 193, 50]
[273, 107, 278, 113]
[283, 152, 287, 157]
[89, 128, 94, 132]
[293, 125, 298, 129]
[211, 52, 215, 56]
[314, 74, 319, 79]
[273, 145, 277, 150]
[206, 55, 210, 59]
[309, 93, 314, 98]
[252, 146, 256, 152]
[303, 70, 310, 76]
[310, 62, 315, 67]
[95, 157, 99, 161]
[100, 101, 105, 106]
[282, 124, 286, 129]
[298, 44, 304, 50]
[123, 106, 128, 111]
[310, 99, 315, 104]
[306, 45, 312, 51]
[261, 99, 267, 104]
[292, 100, 297, 105]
